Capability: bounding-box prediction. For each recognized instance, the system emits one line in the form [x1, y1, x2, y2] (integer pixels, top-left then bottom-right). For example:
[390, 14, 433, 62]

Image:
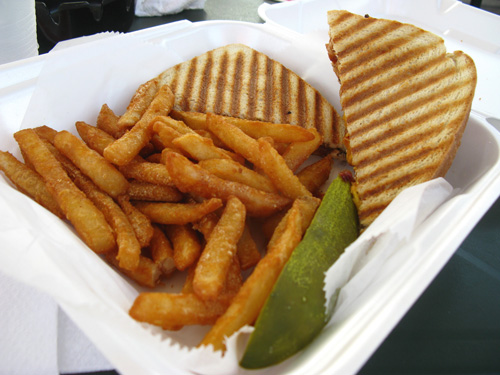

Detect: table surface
[45, 0, 500, 374]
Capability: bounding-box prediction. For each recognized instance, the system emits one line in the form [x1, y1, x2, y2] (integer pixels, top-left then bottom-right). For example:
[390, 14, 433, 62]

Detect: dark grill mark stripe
[348, 71, 460, 138]
[180, 58, 197, 111]
[230, 52, 245, 117]
[264, 56, 273, 121]
[280, 65, 290, 121]
[341, 41, 441, 93]
[197, 55, 213, 113]
[343, 54, 446, 111]
[248, 50, 259, 120]
[214, 52, 228, 114]
[297, 78, 305, 127]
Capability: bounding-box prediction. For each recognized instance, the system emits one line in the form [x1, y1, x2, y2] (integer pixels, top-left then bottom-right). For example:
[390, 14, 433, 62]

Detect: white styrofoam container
[1, 1, 500, 373]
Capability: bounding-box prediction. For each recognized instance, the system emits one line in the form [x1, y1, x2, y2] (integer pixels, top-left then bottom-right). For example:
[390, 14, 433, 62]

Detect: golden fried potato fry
[148, 225, 176, 276]
[104, 84, 175, 166]
[134, 198, 223, 226]
[206, 114, 261, 166]
[172, 133, 242, 163]
[170, 110, 208, 131]
[76, 121, 115, 155]
[96, 104, 123, 138]
[165, 224, 202, 271]
[127, 180, 183, 202]
[297, 154, 334, 195]
[163, 150, 290, 217]
[107, 252, 161, 288]
[198, 159, 277, 194]
[117, 78, 159, 130]
[199, 196, 319, 351]
[130, 256, 242, 329]
[257, 138, 312, 200]
[193, 197, 246, 300]
[117, 194, 154, 248]
[64, 164, 141, 271]
[153, 115, 195, 135]
[282, 127, 323, 172]
[0, 150, 64, 218]
[119, 157, 175, 187]
[54, 130, 129, 198]
[14, 129, 116, 253]
[236, 224, 261, 270]
[33, 125, 58, 143]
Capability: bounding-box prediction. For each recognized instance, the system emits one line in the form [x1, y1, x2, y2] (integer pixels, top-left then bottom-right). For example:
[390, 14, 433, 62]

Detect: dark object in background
[36, 0, 135, 54]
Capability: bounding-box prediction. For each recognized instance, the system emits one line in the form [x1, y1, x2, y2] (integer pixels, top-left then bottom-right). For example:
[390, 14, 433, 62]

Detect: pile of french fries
[0, 79, 336, 351]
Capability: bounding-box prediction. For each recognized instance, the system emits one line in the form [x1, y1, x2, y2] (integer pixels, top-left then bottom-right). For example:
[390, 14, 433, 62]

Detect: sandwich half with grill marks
[326, 10, 477, 228]
[157, 43, 345, 151]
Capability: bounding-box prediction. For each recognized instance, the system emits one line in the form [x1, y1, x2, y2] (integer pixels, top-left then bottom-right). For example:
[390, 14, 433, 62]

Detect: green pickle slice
[240, 175, 359, 368]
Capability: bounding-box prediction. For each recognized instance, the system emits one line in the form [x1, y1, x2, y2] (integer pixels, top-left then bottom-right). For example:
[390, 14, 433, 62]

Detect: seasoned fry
[119, 157, 175, 187]
[163, 150, 290, 217]
[107, 252, 161, 288]
[127, 180, 183, 202]
[282, 127, 323, 172]
[172, 133, 241, 162]
[148, 225, 176, 276]
[104, 84, 175, 166]
[0, 150, 64, 218]
[14, 129, 116, 253]
[257, 138, 312, 200]
[165, 224, 202, 271]
[54, 130, 129, 198]
[297, 154, 334, 195]
[134, 198, 223, 225]
[117, 194, 154, 248]
[76, 121, 115, 155]
[96, 104, 123, 138]
[170, 110, 208, 131]
[198, 159, 278, 194]
[236, 224, 261, 270]
[199, 196, 320, 351]
[33, 125, 58, 143]
[206, 114, 261, 166]
[117, 78, 159, 130]
[193, 197, 246, 300]
[130, 256, 242, 329]
[153, 115, 195, 135]
[152, 119, 183, 151]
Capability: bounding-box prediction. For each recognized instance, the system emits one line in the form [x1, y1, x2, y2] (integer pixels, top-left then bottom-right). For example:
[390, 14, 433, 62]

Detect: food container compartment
[1, 6, 500, 374]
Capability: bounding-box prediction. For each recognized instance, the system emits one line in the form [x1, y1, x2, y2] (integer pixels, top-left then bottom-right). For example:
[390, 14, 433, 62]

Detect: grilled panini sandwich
[157, 43, 345, 150]
[326, 10, 477, 227]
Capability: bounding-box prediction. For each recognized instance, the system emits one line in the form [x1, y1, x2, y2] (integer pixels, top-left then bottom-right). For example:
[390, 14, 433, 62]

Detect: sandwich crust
[157, 44, 344, 150]
[327, 10, 477, 227]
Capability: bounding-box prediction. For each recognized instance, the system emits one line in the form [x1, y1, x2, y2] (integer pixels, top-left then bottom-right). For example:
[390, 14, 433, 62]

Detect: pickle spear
[240, 175, 359, 368]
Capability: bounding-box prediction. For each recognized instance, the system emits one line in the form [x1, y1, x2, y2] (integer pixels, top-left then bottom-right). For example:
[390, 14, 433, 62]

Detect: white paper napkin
[135, 0, 206, 16]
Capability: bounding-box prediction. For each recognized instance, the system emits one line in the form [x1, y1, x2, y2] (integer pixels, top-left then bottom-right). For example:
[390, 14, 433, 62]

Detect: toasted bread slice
[327, 10, 477, 227]
[157, 43, 344, 150]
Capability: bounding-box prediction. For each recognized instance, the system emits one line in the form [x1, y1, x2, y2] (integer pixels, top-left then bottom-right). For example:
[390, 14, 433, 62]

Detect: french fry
[148, 225, 176, 276]
[282, 127, 323, 172]
[33, 125, 58, 143]
[76, 121, 115, 155]
[0, 150, 64, 218]
[152, 119, 183, 151]
[54, 130, 129, 198]
[257, 138, 312, 200]
[297, 154, 334, 195]
[193, 196, 246, 300]
[117, 194, 154, 248]
[104, 84, 175, 166]
[163, 150, 290, 217]
[96, 104, 123, 138]
[199, 196, 320, 351]
[119, 157, 175, 187]
[170, 110, 208, 131]
[172, 133, 242, 163]
[153, 115, 195, 135]
[117, 78, 159, 130]
[14, 129, 116, 253]
[165, 224, 202, 271]
[206, 114, 261, 166]
[236, 224, 261, 270]
[198, 159, 278, 194]
[127, 180, 183, 202]
[134, 198, 223, 226]
[52, 148, 141, 271]
[130, 256, 242, 329]
[107, 252, 161, 288]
